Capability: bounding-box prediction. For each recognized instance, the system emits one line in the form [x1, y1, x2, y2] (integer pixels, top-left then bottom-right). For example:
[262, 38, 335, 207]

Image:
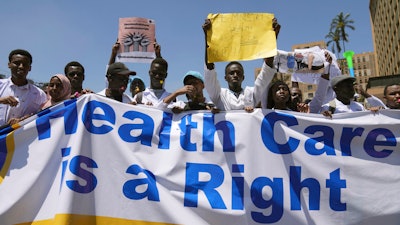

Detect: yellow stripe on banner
[17, 214, 180, 225]
[0, 132, 16, 184]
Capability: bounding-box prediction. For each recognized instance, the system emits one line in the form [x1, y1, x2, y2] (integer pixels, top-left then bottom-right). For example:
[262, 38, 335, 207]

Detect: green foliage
[326, 12, 355, 58]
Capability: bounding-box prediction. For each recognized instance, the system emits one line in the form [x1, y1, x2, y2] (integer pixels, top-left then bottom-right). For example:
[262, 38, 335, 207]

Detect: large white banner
[0, 94, 399, 225]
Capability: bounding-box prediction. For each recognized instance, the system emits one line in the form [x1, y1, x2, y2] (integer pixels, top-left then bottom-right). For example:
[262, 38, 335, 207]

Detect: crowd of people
[0, 18, 399, 128]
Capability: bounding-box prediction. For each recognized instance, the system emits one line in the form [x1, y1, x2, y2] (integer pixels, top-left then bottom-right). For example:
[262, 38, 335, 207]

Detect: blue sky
[0, 0, 373, 94]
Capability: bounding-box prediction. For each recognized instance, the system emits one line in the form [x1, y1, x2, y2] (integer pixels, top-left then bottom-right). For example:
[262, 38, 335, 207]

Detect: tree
[325, 29, 341, 57]
[329, 12, 355, 54]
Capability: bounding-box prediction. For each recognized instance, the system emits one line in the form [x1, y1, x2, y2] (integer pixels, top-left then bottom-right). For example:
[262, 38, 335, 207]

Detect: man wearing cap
[97, 62, 136, 103]
[320, 75, 364, 115]
[163, 71, 218, 113]
[305, 73, 385, 114]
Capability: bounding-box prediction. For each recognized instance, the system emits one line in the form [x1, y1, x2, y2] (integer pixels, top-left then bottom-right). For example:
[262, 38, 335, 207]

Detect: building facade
[339, 51, 378, 88]
[369, 0, 400, 76]
[291, 41, 327, 51]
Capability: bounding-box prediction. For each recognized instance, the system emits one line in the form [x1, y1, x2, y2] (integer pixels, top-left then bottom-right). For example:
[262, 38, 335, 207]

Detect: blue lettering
[184, 163, 226, 209]
[290, 166, 320, 210]
[232, 164, 244, 210]
[250, 177, 284, 223]
[66, 155, 98, 193]
[179, 114, 197, 151]
[326, 168, 346, 211]
[119, 110, 154, 146]
[202, 113, 235, 152]
[82, 100, 115, 134]
[304, 125, 335, 155]
[158, 112, 173, 149]
[261, 112, 299, 154]
[36, 101, 78, 140]
[60, 147, 71, 191]
[364, 128, 396, 158]
[123, 164, 160, 201]
[340, 127, 364, 156]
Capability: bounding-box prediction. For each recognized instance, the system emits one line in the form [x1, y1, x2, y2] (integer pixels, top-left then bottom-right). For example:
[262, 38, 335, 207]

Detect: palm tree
[329, 12, 355, 53]
[325, 29, 341, 58]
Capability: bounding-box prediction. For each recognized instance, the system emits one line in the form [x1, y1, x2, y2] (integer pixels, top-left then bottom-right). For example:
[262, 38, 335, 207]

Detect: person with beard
[97, 62, 136, 103]
[0, 49, 47, 126]
[64, 61, 93, 98]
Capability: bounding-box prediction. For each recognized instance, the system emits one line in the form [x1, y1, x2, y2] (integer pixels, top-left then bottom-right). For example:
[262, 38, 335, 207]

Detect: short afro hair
[151, 58, 168, 71]
[9, 49, 33, 64]
[64, 61, 85, 75]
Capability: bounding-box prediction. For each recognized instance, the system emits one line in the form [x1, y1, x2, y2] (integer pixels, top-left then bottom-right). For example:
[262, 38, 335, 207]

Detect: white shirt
[310, 77, 387, 113]
[132, 88, 171, 110]
[97, 89, 133, 103]
[0, 78, 47, 126]
[364, 95, 386, 108]
[309, 76, 331, 113]
[204, 62, 276, 110]
[321, 98, 365, 113]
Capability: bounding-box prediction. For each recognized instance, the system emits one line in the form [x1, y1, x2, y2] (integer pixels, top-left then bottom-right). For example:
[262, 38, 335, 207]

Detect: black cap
[107, 62, 136, 76]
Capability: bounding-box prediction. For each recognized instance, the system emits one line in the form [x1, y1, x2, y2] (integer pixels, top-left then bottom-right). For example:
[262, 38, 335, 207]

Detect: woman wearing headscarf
[41, 74, 71, 109]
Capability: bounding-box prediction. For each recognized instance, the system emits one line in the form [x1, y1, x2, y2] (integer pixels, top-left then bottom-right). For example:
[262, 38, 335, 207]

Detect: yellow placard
[206, 13, 277, 63]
